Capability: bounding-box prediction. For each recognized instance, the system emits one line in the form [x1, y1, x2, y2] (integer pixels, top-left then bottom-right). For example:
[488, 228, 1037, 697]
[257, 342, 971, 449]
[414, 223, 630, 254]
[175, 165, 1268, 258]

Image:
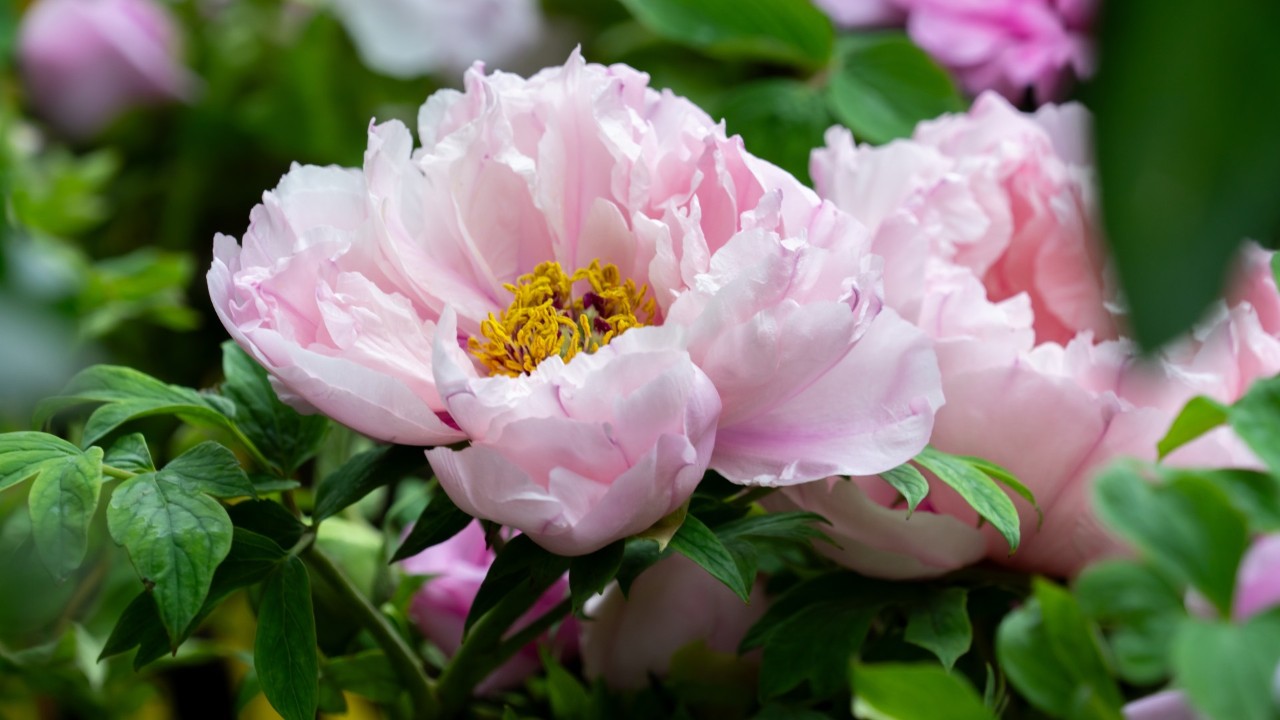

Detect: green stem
[435, 586, 550, 717]
[301, 546, 438, 716]
[101, 464, 137, 481]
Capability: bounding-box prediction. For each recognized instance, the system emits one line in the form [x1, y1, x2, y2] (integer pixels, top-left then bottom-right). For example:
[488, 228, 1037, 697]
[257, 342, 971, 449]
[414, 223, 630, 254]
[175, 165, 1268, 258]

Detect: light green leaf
[1157, 396, 1228, 459]
[0, 432, 90, 492]
[617, 0, 834, 71]
[104, 433, 154, 474]
[28, 446, 103, 580]
[852, 663, 995, 720]
[904, 588, 971, 669]
[1075, 560, 1182, 685]
[161, 442, 254, 499]
[879, 464, 929, 515]
[914, 447, 1021, 552]
[1227, 374, 1280, 477]
[827, 33, 964, 145]
[256, 557, 319, 720]
[1172, 611, 1280, 720]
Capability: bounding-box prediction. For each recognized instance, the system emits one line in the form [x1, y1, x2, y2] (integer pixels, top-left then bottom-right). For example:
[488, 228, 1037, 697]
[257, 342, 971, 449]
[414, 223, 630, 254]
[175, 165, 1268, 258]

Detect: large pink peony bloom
[18, 0, 196, 138]
[797, 93, 1280, 578]
[580, 554, 767, 690]
[896, 0, 1096, 103]
[402, 521, 575, 694]
[209, 51, 943, 555]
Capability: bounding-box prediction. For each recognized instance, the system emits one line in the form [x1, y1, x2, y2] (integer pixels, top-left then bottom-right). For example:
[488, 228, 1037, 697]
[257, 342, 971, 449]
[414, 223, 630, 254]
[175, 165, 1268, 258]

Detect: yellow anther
[468, 260, 656, 377]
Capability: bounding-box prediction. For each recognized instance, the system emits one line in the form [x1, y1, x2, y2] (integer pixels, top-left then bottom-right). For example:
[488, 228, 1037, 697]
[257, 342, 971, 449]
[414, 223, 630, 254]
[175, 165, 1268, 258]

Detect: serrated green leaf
[1157, 396, 1228, 459]
[390, 489, 472, 562]
[28, 446, 103, 580]
[107, 473, 234, 642]
[1172, 611, 1280, 720]
[879, 464, 929, 515]
[669, 514, 751, 602]
[904, 588, 971, 669]
[569, 540, 625, 614]
[314, 444, 426, 523]
[852, 663, 995, 720]
[914, 448, 1021, 552]
[827, 33, 964, 145]
[618, 0, 834, 71]
[256, 557, 318, 720]
[220, 343, 328, 475]
[104, 433, 154, 473]
[1094, 463, 1247, 616]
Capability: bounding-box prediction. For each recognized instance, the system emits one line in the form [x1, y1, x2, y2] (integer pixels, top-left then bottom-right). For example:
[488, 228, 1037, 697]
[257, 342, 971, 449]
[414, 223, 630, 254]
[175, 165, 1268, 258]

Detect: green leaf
[715, 511, 831, 545]
[827, 33, 964, 145]
[903, 588, 971, 669]
[0, 432, 93, 492]
[959, 455, 1039, 523]
[635, 502, 688, 552]
[914, 447, 1021, 552]
[466, 534, 570, 633]
[103, 433, 154, 473]
[34, 366, 241, 449]
[543, 646, 590, 720]
[220, 342, 328, 475]
[1227, 374, 1280, 477]
[313, 444, 427, 523]
[1172, 611, 1280, 720]
[669, 514, 751, 602]
[851, 663, 995, 720]
[1093, 463, 1248, 615]
[717, 80, 833, 183]
[1094, 0, 1280, 349]
[256, 557, 319, 720]
[1075, 560, 1183, 685]
[996, 581, 1124, 720]
[106, 472, 235, 642]
[879, 464, 930, 515]
[27, 445, 103, 580]
[569, 540, 625, 614]
[324, 650, 400, 703]
[227, 499, 307, 551]
[1157, 396, 1228, 458]
[389, 488, 473, 562]
[614, 537, 665, 597]
[617, 0, 834, 71]
[162, 442, 255, 499]
[1189, 468, 1280, 532]
[760, 596, 876, 700]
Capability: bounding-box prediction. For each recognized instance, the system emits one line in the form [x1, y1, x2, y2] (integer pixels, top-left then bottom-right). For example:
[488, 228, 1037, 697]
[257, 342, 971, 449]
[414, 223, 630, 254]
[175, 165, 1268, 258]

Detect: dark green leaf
[1188, 468, 1280, 532]
[617, 0, 834, 70]
[615, 537, 665, 598]
[1157, 396, 1228, 459]
[106, 472, 234, 642]
[1075, 560, 1183, 685]
[569, 540, 625, 614]
[1228, 374, 1280, 476]
[879, 463, 929, 515]
[1094, 0, 1280, 349]
[314, 444, 427, 523]
[27, 446, 103, 580]
[715, 511, 830, 545]
[1094, 463, 1247, 615]
[220, 342, 328, 475]
[227, 499, 307, 551]
[390, 489, 472, 562]
[466, 534, 570, 633]
[717, 80, 833, 182]
[162, 442, 255, 499]
[669, 514, 751, 602]
[827, 33, 964, 145]
[543, 646, 589, 720]
[324, 650, 401, 703]
[256, 557, 318, 720]
[851, 663, 995, 720]
[904, 588, 971, 669]
[104, 433, 155, 473]
[1172, 611, 1280, 720]
[914, 447, 1021, 552]
[760, 597, 875, 700]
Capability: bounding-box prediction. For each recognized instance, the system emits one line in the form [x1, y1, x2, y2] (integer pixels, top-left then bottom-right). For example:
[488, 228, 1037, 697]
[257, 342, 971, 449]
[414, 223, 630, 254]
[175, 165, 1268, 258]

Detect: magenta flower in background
[897, 0, 1097, 103]
[17, 0, 196, 138]
[794, 93, 1280, 579]
[209, 51, 943, 556]
[401, 521, 574, 694]
[326, 0, 543, 78]
[580, 554, 767, 689]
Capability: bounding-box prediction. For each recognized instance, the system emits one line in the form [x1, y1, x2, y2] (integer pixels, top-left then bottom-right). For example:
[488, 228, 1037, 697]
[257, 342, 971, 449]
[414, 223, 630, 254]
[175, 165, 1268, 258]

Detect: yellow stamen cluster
[470, 260, 658, 377]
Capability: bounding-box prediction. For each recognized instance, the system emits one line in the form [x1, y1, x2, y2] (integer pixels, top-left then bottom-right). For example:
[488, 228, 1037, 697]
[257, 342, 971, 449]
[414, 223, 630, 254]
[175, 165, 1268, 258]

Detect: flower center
[469, 260, 657, 377]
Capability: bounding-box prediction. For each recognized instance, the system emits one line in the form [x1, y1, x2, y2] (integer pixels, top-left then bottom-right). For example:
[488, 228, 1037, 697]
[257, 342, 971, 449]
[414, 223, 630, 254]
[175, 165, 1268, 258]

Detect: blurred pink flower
[209, 51, 942, 555]
[17, 0, 196, 138]
[812, 0, 906, 29]
[580, 554, 767, 689]
[797, 93, 1280, 579]
[897, 0, 1096, 103]
[401, 521, 574, 694]
[326, 0, 543, 79]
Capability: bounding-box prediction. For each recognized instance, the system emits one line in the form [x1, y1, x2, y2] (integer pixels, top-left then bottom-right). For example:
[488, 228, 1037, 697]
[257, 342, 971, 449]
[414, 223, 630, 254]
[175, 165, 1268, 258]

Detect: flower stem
[101, 464, 136, 481]
[301, 545, 438, 716]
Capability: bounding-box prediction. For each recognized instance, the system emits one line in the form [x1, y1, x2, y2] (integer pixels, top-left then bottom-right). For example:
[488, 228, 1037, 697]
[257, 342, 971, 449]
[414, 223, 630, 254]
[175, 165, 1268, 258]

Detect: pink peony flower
[17, 0, 196, 138]
[796, 93, 1280, 578]
[327, 0, 543, 79]
[580, 553, 767, 689]
[896, 0, 1097, 103]
[812, 0, 906, 29]
[209, 51, 943, 555]
[401, 521, 574, 694]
